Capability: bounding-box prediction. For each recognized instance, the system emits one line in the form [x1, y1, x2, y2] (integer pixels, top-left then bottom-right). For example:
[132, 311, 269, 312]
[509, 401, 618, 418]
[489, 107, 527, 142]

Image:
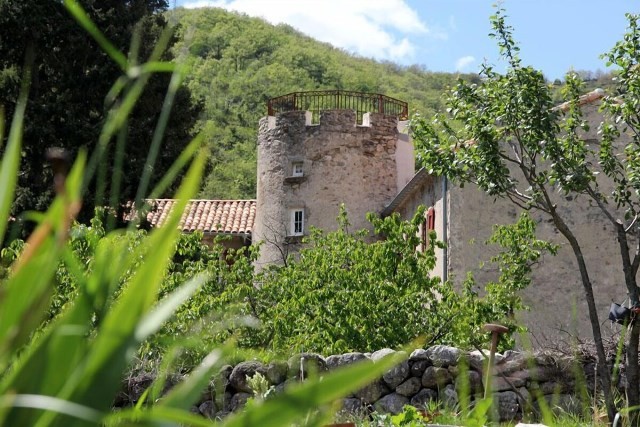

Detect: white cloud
[180, 0, 436, 63]
[455, 55, 475, 72]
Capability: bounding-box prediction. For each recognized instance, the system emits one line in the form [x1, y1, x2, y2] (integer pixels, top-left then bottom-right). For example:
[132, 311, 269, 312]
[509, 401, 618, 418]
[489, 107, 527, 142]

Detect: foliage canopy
[0, 0, 200, 223]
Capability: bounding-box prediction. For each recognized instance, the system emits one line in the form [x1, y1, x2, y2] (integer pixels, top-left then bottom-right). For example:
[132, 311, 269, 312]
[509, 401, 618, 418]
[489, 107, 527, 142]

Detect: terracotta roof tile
[142, 199, 256, 236]
[554, 88, 605, 112]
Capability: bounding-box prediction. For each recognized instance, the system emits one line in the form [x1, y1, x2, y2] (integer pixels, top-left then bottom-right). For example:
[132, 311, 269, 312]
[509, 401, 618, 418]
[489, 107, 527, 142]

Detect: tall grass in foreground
[0, 1, 409, 425]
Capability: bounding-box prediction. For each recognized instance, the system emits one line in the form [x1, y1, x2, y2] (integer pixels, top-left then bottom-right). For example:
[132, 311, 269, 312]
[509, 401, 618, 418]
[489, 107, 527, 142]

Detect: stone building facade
[443, 90, 633, 341]
[253, 108, 415, 267]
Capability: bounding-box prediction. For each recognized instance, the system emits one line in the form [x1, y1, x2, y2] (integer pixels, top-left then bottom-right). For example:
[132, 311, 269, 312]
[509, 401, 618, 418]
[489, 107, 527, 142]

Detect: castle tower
[253, 91, 414, 267]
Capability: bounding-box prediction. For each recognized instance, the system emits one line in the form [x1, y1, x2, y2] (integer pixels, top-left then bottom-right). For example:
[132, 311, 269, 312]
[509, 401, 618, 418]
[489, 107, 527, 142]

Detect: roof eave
[381, 168, 432, 217]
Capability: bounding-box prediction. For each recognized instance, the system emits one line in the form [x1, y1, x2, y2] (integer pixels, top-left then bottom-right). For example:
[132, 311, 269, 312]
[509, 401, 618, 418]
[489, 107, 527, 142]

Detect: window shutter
[427, 207, 436, 231]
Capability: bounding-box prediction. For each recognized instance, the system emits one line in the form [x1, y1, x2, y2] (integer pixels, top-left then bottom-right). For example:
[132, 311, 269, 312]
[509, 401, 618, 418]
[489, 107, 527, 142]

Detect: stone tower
[253, 91, 414, 267]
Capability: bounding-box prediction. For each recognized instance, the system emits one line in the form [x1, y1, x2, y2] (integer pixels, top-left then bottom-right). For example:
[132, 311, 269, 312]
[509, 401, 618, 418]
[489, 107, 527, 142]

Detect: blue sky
[174, 0, 637, 80]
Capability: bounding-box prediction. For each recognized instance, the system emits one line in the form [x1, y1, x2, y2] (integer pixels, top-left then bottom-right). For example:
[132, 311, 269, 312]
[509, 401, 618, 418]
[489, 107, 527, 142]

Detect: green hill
[169, 7, 481, 199]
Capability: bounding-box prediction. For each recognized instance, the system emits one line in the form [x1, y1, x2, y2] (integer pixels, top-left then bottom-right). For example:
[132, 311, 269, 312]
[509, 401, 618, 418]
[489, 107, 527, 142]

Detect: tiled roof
[381, 168, 431, 217]
[142, 199, 256, 236]
[554, 88, 605, 112]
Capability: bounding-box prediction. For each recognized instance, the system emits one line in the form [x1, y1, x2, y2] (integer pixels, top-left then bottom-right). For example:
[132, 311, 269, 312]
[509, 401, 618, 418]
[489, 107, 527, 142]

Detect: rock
[353, 380, 389, 404]
[326, 352, 368, 369]
[396, 377, 422, 397]
[229, 392, 251, 411]
[338, 397, 366, 416]
[410, 360, 430, 377]
[540, 394, 583, 415]
[228, 361, 267, 393]
[371, 348, 396, 361]
[383, 360, 410, 389]
[214, 410, 230, 421]
[467, 350, 487, 373]
[517, 387, 532, 413]
[538, 380, 570, 395]
[409, 348, 430, 361]
[117, 372, 154, 405]
[274, 382, 287, 395]
[375, 393, 410, 415]
[219, 391, 233, 412]
[198, 384, 215, 405]
[427, 345, 461, 367]
[439, 384, 458, 408]
[533, 354, 556, 367]
[495, 358, 529, 376]
[468, 349, 505, 369]
[265, 361, 288, 384]
[447, 365, 459, 377]
[455, 369, 483, 396]
[422, 366, 452, 389]
[495, 391, 519, 422]
[215, 365, 233, 389]
[198, 400, 216, 418]
[502, 350, 522, 361]
[410, 388, 438, 409]
[288, 353, 327, 379]
[492, 375, 526, 391]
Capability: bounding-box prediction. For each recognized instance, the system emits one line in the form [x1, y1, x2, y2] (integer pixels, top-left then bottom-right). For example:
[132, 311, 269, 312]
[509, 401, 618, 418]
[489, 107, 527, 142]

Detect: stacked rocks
[114, 346, 590, 422]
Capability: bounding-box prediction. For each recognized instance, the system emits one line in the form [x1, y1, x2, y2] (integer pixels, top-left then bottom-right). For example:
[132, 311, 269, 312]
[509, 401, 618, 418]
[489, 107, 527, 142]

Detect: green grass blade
[135, 272, 209, 340]
[62, 0, 128, 71]
[135, 68, 185, 205]
[106, 406, 215, 427]
[0, 395, 102, 425]
[0, 153, 86, 373]
[148, 134, 204, 200]
[0, 106, 5, 149]
[0, 237, 125, 422]
[156, 347, 225, 411]
[64, 151, 206, 413]
[137, 61, 176, 74]
[0, 60, 30, 244]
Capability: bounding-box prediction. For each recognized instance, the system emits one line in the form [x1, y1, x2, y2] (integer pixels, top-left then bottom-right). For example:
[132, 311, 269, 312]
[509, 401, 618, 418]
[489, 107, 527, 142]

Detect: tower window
[292, 161, 304, 177]
[290, 209, 304, 236]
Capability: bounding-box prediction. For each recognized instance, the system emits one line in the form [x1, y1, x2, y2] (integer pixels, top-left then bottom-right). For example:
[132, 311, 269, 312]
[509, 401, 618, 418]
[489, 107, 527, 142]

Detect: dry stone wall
[115, 345, 610, 423]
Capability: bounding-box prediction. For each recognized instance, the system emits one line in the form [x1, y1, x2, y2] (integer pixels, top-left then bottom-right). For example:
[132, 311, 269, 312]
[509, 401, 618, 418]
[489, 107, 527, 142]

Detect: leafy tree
[0, 0, 200, 222]
[243, 207, 550, 354]
[40, 206, 551, 364]
[410, 9, 640, 422]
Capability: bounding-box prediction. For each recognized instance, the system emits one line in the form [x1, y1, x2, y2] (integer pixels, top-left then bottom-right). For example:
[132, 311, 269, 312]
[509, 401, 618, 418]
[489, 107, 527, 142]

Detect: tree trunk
[629, 321, 640, 427]
[616, 223, 640, 426]
[555, 216, 617, 424]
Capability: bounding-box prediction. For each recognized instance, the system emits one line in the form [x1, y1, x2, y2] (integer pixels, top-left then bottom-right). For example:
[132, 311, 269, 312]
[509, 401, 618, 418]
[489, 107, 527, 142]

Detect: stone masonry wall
[447, 101, 635, 341]
[254, 110, 401, 267]
[115, 345, 608, 423]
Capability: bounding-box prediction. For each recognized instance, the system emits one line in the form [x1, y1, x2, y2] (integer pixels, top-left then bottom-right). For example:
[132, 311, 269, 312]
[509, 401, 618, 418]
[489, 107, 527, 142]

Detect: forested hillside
[169, 7, 482, 199]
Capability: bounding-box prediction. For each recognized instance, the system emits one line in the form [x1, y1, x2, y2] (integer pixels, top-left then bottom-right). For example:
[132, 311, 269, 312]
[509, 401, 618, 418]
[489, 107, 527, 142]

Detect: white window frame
[291, 161, 304, 177]
[290, 208, 304, 236]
